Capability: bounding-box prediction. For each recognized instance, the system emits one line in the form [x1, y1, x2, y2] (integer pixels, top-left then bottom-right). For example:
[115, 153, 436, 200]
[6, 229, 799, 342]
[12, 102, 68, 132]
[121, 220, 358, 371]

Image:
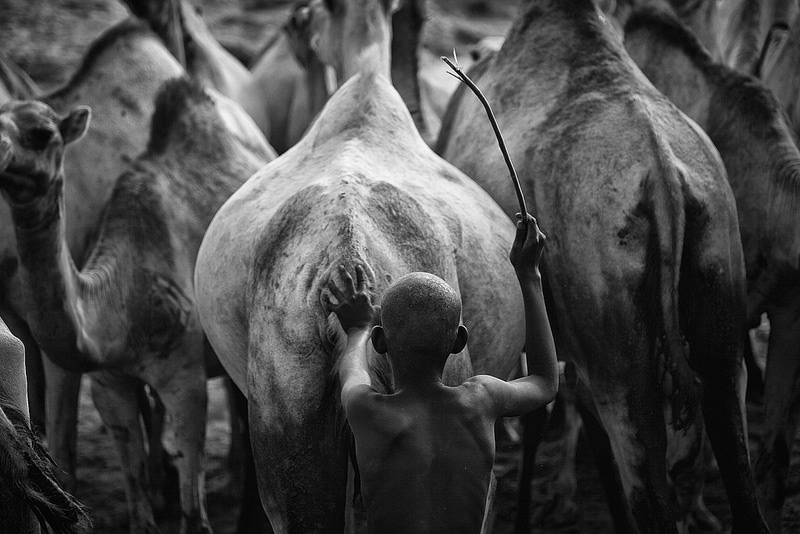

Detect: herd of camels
[1, 0, 800, 532]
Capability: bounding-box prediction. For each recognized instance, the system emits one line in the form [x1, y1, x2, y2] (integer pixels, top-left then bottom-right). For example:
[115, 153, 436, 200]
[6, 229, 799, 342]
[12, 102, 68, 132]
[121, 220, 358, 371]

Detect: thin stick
[441, 52, 529, 219]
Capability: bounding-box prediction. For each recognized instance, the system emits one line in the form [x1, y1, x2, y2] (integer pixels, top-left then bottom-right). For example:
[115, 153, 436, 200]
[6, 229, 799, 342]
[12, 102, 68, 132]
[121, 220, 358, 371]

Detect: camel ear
[59, 106, 91, 145]
[371, 326, 388, 354]
[451, 325, 468, 354]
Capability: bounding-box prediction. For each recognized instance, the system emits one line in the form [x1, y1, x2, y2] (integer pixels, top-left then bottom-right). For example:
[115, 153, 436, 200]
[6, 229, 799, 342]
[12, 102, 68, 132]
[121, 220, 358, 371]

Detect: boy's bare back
[346, 380, 497, 533]
[324, 214, 558, 533]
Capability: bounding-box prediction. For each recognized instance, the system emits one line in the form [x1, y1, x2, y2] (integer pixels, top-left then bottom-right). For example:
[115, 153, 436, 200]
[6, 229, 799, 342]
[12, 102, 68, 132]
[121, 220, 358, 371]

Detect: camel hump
[625, 6, 714, 66]
[145, 77, 227, 156]
[48, 19, 156, 97]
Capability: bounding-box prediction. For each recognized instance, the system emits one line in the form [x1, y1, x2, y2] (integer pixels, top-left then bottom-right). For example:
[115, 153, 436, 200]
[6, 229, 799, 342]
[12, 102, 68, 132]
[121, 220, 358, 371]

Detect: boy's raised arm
[323, 265, 380, 408]
[498, 214, 559, 415]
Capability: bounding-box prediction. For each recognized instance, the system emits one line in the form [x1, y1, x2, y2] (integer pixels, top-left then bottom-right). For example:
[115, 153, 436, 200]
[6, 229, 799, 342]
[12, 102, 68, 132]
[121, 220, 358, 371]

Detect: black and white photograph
[0, 0, 796, 532]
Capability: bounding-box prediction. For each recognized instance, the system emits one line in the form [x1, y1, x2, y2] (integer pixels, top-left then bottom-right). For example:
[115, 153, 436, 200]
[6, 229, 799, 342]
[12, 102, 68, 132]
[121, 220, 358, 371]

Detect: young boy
[323, 214, 558, 533]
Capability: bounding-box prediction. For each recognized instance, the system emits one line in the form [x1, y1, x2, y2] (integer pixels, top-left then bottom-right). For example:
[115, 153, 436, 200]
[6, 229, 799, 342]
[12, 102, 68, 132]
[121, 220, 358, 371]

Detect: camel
[123, 0, 333, 153]
[602, 0, 798, 74]
[597, 1, 710, 44]
[0, 317, 90, 534]
[605, 0, 721, 58]
[247, 1, 331, 153]
[126, 0, 436, 150]
[624, 8, 800, 531]
[194, 0, 528, 530]
[123, 0, 272, 136]
[757, 9, 800, 138]
[0, 51, 49, 438]
[0, 74, 274, 533]
[0, 19, 186, 498]
[716, 0, 797, 74]
[436, 0, 766, 532]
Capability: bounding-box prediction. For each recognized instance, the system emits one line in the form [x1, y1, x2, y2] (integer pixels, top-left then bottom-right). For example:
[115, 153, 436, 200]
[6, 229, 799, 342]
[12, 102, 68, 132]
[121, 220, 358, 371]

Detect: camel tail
[0, 400, 91, 534]
[323, 259, 393, 396]
[645, 151, 698, 431]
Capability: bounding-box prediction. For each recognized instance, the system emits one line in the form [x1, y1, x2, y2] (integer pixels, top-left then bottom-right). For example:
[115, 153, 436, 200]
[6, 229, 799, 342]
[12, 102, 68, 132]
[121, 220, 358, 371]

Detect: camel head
[0, 101, 90, 204]
[122, 0, 187, 65]
[308, 0, 399, 82]
[284, 1, 318, 68]
[123, 0, 240, 90]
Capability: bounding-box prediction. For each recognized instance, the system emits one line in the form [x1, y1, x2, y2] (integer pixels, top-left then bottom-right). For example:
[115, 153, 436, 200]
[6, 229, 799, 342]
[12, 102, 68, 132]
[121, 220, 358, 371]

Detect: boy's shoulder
[345, 378, 510, 427]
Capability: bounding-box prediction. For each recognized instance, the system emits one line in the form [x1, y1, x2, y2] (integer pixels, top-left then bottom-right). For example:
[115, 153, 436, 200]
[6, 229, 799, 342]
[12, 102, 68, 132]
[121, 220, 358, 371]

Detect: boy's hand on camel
[323, 264, 380, 333]
[509, 213, 546, 275]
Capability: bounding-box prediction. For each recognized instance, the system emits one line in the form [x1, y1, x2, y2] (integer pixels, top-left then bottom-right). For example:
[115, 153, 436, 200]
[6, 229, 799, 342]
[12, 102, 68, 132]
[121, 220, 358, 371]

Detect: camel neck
[9, 172, 102, 371]
[340, 42, 391, 83]
[493, 0, 635, 116]
[306, 56, 330, 119]
[506, 0, 617, 74]
[624, 21, 714, 130]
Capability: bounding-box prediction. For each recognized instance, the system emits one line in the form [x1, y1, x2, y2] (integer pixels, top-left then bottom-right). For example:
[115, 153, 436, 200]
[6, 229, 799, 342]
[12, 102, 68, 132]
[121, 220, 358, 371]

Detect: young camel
[625, 8, 800, 531]
[194, 0, 528, 530]
[0, 19, 185, 494]
[0, 78, 275, 533]
[437, 0, 766, 532]
[0, 50, 47, 437]
[248, 1, 331, 153]
[127, 0, 433, 151]
[0, 317, 90, 534]
[122, 0, 270, 130]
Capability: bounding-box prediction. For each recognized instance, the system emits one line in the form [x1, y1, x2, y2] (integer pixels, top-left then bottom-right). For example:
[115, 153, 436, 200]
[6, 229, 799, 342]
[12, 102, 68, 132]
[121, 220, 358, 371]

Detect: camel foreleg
[42, 355, 81, 493]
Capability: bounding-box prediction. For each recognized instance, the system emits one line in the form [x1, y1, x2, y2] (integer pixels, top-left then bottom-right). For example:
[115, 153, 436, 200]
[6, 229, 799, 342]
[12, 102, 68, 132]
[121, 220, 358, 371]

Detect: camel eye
[25, 127, 54, 150]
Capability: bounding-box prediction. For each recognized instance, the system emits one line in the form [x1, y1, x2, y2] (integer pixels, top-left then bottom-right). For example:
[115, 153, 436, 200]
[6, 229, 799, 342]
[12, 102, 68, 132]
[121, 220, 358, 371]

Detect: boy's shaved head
[380, 272, 462, 355]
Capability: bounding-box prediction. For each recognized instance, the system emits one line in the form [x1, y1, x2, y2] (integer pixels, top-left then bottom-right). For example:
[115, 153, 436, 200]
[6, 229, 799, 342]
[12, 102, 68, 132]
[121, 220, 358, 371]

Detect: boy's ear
[451, 325, 468, 354]
[371, 325, 387, 354]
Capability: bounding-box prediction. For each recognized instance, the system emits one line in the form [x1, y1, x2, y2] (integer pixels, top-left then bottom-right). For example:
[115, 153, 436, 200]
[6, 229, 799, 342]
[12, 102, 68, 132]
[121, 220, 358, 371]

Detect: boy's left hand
[322, 264, 380, 333]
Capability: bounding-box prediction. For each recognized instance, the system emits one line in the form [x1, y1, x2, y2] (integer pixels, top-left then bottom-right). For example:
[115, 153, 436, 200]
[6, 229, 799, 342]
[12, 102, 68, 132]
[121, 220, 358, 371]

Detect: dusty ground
[1, 1, 796, 532]
[69, 374, 757, 533]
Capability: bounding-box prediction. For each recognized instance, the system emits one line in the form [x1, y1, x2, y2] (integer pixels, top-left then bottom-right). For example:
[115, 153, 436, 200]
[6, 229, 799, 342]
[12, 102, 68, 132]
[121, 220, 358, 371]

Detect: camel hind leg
[755, 289, 800, 533]
[91, 370, 159, 533]
[579, 316, 675, 534]
[681, 217, 768, 533]
[592, 375, 675, 534]
[152, 350, 211, 534]
[247, 326, 349, 534]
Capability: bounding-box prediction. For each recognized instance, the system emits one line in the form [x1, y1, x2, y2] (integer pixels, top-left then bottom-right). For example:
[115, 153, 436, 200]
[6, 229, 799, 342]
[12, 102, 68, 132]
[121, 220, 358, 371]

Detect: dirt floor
[69, 372, 773, 533]
[1, 1, 798, 532]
